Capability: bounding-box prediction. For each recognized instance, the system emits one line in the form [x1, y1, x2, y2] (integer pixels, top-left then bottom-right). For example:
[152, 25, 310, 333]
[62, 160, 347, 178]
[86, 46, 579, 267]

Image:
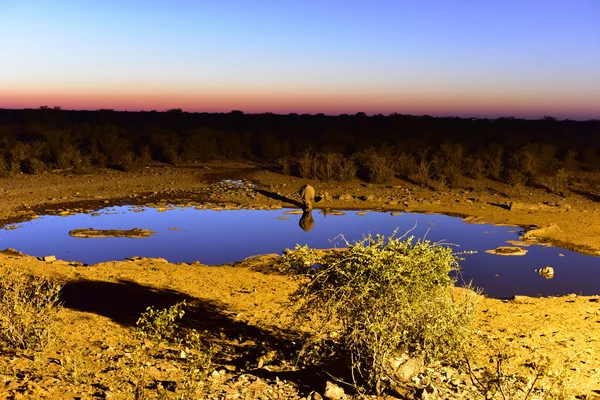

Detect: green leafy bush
[0, 266, 63, 352]
[280, 232, 477, 394]
[134, 301, 216, 398]
[136, 301, 186, 344]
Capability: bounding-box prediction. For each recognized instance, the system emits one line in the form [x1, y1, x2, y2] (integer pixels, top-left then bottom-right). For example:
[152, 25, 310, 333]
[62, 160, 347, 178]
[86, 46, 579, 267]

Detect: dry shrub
[280, 232, 477, 395]
[506, 168, 527, 196]
[315, 152, 357, 181]
[0, 265, 63, 353]
[541, 168, 572, 196]
[415, 148, 433, 186]
[276, 157, 291, 175]
[316, 152, 341, 180]
[20, 157, 47, 174]
[466, 339, 568, 400]
[395, 153, 417, 179]
[357, 148, 395, 183]
[297, 149, 317, 179]
[432, 142, 464, 187]
[484, 145, 504, 180]
[464, 155, 486, 180]
[336, 155, 358, 181]
[0, 156, 20, 177]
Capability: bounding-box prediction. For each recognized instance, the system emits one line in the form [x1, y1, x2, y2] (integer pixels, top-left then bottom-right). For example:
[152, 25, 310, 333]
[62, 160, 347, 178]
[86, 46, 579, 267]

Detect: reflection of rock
[485, 246, 528, 256]
[536, 266, 555, 279]
[506, 239, 530, 247]
[463, 215, 487, 224]
[328, 211, 345, 216]
[299, 210, 315, 232]
[69, 228, 156, 238]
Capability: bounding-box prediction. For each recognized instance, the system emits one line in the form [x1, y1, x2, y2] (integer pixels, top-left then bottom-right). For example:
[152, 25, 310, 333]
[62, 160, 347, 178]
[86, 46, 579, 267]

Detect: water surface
[1, 206, 599, 299]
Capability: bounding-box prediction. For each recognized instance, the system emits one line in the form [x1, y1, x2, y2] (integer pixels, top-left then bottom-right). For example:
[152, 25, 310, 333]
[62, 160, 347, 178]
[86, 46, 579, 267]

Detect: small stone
[42, 255, 56, 262]
[310, 391, 323, 400]
[536, 266, 555, 279]
[512, 295, 536, 304]
[323, 381, 344, 400]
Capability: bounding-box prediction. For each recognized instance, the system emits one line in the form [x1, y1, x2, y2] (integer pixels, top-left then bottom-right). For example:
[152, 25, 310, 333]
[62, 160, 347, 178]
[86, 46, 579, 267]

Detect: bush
[335, 155, 358, 181]
[466, 343, 567, 399]
[280, 233, 477, 394]
[506, 168, 527, 195]
[135, 301, 216, 398]
[415, 148, 433, 186]
[136, 301, 186, 344]
[297, 149, 317, 179]
[20, 157, 47, 174]
[542, 168, 572, 196]
[0, 157, 20, 177]
[432, 142, 464, 187]
[357, 148, 395, 183]
[316, 152, 342, 181]
[315, 152, 357, 181]
[395, 153, 417, 179]
[0, 266, 63, 352]
[463, 155, 486, 180]
[483, 145, 504, 180]
[276, 157, 291, 175]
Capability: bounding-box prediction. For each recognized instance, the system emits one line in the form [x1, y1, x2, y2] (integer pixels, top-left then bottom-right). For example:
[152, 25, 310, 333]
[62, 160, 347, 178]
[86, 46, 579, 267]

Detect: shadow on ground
[60, 277, 339, 396]
[255, 189, 304, 208]
[571, 188, 600, 203]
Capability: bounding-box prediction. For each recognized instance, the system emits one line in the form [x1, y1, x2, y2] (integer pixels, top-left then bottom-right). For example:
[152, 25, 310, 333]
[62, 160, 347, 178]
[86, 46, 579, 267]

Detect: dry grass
[0, 265, 63, 353]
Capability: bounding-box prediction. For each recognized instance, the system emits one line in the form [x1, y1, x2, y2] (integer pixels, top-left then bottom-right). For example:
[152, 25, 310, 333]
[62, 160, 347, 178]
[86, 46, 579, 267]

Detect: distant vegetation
[1, 107, 599, 194]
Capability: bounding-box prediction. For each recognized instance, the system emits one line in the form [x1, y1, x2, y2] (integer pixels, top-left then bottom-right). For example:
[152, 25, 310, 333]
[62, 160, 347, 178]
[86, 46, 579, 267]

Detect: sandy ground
[1, 161, 599, 399]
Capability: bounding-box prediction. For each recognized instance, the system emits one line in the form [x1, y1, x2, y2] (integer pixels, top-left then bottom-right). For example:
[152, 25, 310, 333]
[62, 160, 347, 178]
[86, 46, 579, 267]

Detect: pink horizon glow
[2, 88, 598, 120]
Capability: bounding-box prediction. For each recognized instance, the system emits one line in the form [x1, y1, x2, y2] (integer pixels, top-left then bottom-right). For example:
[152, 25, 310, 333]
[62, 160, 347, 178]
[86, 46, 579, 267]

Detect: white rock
[323, 381, 344, 400]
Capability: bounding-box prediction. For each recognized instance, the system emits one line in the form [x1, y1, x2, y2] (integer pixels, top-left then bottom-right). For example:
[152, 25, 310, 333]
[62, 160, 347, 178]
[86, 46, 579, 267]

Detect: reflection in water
[299, 210, 314, 232]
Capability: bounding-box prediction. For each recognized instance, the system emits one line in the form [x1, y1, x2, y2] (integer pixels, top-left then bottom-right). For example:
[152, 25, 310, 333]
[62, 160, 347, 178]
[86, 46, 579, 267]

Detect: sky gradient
[1, 0, 599, 119]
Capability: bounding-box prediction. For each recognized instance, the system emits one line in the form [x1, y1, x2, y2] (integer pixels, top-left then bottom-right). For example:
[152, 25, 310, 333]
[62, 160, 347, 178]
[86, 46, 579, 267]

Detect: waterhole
[1, 206, 599, 299]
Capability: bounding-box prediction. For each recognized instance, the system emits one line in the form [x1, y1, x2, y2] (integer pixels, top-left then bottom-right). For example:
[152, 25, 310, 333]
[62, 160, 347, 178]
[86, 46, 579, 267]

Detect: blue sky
[1, 0, 599, 119]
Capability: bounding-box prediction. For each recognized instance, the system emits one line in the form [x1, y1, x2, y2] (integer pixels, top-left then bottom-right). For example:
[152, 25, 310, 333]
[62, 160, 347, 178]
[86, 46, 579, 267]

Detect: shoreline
[2, 162, 599, 258]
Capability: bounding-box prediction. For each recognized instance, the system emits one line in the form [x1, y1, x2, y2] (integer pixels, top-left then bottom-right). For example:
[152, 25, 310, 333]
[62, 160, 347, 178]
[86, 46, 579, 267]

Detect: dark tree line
[0, 107, 599, 194]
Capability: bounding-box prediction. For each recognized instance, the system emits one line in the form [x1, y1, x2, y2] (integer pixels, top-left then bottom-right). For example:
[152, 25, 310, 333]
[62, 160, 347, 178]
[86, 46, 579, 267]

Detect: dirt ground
[0, 162, 599, 399]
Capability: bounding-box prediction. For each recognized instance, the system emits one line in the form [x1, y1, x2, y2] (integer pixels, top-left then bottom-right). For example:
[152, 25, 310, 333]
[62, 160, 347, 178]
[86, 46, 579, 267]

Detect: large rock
[484, 246, 528, 256]
[385, 353, 425, 382]
[522, 223, 562, 241]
